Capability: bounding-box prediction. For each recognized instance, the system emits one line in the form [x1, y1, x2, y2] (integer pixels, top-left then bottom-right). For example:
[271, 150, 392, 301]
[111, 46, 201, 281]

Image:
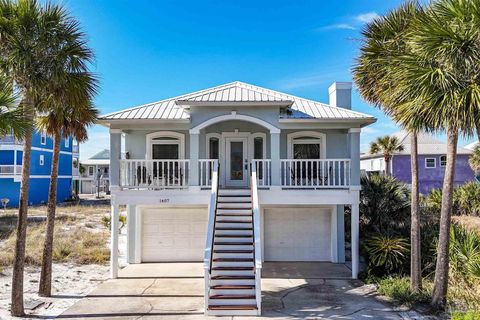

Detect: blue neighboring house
[0, 130, 79, 207]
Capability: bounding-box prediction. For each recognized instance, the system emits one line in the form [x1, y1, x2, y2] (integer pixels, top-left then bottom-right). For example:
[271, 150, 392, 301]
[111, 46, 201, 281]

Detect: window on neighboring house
[425, 158, 436, 168]
[39, 155, 44, 166]
[440, 155, 447, 167]
[41, 130, 47, 145]
[65, 136, 69, 148]
[88, 166, 94, 176]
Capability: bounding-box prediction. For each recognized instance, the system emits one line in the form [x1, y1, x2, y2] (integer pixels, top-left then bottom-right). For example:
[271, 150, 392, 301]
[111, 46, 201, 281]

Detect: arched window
[206, 133, 222, 160]
[146, 131, 185, 159]
[287, 131, 326, 159]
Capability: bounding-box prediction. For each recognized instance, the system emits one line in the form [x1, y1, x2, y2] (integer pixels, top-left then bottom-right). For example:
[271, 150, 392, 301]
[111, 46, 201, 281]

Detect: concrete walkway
[59, 263, 406, 319]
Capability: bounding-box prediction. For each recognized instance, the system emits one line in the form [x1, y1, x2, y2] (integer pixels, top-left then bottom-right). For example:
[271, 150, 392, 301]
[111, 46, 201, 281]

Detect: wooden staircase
[207, 189, 259, 316]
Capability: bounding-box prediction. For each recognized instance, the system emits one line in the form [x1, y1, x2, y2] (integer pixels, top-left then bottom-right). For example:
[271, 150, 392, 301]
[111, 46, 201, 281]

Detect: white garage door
[141, 207, 207, 262]
[264, 208, 331, 261]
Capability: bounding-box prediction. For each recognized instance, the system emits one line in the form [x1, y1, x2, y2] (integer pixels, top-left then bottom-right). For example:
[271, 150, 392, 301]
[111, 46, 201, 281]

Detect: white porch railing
[199, 159, 217, 187]
[250, 161, 263, 313]
[281, 159, 351, 188]
[251, 159, 271, 187]
[203, 160, 219, 311]
[0, 165, 22, 175]
[120, 159, 189, 189]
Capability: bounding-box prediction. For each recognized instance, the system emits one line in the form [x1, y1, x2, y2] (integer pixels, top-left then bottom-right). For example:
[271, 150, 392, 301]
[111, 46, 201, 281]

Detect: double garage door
[141, 207, 331, 262]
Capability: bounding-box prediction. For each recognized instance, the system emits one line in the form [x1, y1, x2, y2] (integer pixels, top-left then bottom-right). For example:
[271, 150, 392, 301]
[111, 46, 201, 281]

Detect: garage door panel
[141, 208, 207, 262]
[264, 208, 331, 262]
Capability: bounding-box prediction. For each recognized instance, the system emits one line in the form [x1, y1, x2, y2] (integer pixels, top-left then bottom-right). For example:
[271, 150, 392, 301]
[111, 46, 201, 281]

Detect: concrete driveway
[59, 263, 405, 319]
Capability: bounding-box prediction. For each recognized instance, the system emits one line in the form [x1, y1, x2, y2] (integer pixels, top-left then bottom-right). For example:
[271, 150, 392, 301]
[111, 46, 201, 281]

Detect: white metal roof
[361, 130, 473, 159]
[465, 141, 479, 150]
[100, 81, 374, 121]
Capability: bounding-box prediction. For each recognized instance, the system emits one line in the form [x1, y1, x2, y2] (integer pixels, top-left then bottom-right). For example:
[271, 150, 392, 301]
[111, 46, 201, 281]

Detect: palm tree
[383, 0, 480, 308]
[37, 74, 98, 297]
[469, 146, 480, 176]
[353, 2, 424, 292]
[0, 0, 90, 315]
[0, 79, 29, 139]
[369, 136, 404, 176]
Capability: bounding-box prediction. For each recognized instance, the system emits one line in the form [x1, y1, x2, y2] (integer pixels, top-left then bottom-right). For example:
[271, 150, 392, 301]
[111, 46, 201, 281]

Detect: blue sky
[62, 0, 477, 160]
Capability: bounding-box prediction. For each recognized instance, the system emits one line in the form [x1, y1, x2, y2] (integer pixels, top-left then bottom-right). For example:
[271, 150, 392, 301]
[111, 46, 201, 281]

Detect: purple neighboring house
[360, 131, 475, 194]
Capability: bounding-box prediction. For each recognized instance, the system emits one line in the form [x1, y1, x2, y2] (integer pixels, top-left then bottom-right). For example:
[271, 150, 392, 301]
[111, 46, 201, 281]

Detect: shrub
[451, 311, 480, 320]
[450, 224, 480, 280]
[455, 182, 480, 216]
[364, 235, 410, 275]
[360, 174, 410, 235]
[101, 214, 127, 230]
[378, 277, 431, 306]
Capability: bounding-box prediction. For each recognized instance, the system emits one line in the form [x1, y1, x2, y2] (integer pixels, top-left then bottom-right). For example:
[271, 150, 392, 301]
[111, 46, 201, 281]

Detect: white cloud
[355, 12, 380, 23]
[317, 23, 356, 31]
[275, 68, 348, 90]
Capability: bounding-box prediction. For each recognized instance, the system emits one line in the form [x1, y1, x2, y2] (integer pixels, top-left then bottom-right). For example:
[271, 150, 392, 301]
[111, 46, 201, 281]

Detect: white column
[134, 207, 142, 263]
[126, 204, 136, 264]
[348, 128, 361, 188]
[110, 129, 122, 189]
[13, 150, 17, 175]
[189, 132, 200, 188]
[110, 202, 119, 278]
[270, 132, 280, 186]
[351, 203, 359, 279]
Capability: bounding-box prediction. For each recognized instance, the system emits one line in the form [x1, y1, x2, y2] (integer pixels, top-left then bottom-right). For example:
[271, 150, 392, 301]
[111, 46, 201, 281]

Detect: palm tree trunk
[476, 121, 480, 145]
[410, 132, 421, 292]
[431, 127, 458, 309]
[10, 100, 34, 317]
[38, 129, 61, 297]
[385, 156, 390, 175]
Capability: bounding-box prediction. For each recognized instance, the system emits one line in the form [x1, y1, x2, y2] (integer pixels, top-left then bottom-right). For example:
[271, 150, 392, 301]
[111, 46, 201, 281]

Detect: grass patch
[378, 277, 431, 307]
[0, 204, 111, 266]
[451, 311, 480, 320]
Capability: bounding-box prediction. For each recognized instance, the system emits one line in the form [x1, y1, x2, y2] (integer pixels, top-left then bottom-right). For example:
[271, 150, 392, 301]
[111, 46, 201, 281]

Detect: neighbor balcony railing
[0, 135, 22, 145]
[0, 165, 22, 175]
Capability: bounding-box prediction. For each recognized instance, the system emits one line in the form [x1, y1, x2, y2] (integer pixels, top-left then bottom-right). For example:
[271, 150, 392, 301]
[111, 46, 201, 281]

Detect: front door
[225, 137, 248, 187]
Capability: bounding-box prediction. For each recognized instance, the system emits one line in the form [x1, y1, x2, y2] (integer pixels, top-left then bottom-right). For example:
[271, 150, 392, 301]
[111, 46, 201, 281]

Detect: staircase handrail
[203, 160, 219, 272]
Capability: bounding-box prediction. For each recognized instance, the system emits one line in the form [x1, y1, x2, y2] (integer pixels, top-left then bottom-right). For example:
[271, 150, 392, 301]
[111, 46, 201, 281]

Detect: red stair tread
[210, 294, 256, 300]
[212, 266, 254, 271]
[211, 285, 255, 290]
[209, 305, 257, 310]
[214, 242, 253, 245]
[214, 249, 253, 253]
[213, 258, 253, 262]
[211, 275, 255, 280]
[215, 234, 253, 238]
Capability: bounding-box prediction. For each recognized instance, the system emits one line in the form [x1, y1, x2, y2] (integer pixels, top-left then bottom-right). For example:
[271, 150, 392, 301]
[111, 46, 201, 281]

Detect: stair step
[209, 305, 257, 311]
[218, 189, 250, 196]
[210, 294, 256, 300]
[215, 234, 253, 238]
[213, 258, 254, 262]
[214, 249, 253, 254]
[212, 267, 254, 271]
[216, 220, 252, 223]
[211, 285, 255, 290]
[215, 227, 253, 231]
[211, 275, 255, 280]
[216, 213, 253, 218]
[214, 242, 254, 245]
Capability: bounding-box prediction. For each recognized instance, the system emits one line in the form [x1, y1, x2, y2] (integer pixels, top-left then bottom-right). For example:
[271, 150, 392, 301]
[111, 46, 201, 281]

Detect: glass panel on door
[230, 141, 243, 180]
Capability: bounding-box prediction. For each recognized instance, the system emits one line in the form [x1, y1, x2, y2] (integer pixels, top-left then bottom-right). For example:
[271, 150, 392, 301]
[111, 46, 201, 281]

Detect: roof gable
[100, 81, 374, 121]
